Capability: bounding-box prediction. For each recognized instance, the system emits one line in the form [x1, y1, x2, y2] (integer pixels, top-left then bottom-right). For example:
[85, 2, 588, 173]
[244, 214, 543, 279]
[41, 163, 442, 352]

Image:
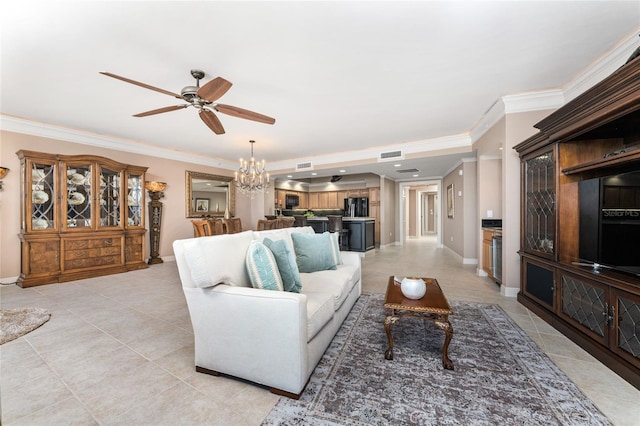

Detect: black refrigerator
[344, 197, 369, 217]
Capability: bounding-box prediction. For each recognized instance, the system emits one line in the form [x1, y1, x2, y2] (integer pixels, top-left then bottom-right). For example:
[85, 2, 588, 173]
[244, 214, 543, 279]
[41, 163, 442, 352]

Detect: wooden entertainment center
[514, 56, 640, 388]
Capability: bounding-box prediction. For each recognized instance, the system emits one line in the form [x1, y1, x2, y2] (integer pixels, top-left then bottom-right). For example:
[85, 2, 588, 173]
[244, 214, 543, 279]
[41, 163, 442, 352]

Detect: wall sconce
[0, 167, 9, 190]
[145, 181, 167, 195]
[144, 181, 167, 265]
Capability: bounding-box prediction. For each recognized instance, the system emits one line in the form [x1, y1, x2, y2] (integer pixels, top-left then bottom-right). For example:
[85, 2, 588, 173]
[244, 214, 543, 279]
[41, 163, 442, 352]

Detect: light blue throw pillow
[245, 240, 283, 291]
[291, 232, 337, 273]
[263, 238, 302, 293]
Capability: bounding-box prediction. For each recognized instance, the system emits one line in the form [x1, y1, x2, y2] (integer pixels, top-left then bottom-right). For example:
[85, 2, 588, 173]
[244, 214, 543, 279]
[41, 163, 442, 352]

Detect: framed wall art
[195, 198, 210, 212]
[446, 184, 454, 218]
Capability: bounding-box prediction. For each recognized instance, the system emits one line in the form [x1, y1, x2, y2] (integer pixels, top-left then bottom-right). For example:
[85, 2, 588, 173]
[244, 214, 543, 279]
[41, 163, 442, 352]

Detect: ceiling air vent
[396, 168, 420, 173]
[296, 161, 313, 171]
[378, 150, 404, 162]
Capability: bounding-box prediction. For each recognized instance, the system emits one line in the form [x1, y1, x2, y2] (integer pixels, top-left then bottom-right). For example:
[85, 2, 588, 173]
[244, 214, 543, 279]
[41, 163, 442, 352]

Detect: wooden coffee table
[383, 276, 454, 370]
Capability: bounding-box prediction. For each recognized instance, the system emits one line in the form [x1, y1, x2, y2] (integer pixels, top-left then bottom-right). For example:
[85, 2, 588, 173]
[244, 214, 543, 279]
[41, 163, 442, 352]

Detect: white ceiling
[2, 1, 639, 181]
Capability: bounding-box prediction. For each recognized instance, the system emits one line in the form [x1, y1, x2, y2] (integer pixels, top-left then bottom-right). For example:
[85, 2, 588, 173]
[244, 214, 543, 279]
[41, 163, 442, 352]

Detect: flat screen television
[579, 170, 640, 276]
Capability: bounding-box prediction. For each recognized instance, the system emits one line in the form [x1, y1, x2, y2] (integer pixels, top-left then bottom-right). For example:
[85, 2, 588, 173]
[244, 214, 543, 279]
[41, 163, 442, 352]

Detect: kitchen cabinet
[308, 192, 319, 209]
[298, 192, 308, 209]
[17, 150, 148, 287]
[482, 229, 494, 278]
[369, 187, 380, 246]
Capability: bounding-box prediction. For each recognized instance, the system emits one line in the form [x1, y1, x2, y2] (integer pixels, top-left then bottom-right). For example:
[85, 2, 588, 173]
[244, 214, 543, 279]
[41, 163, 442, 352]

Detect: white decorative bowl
[401, 277, 426, 300]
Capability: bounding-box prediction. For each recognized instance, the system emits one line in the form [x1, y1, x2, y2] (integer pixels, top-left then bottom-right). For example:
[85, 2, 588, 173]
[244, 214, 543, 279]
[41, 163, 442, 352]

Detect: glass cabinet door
[524, 149, 556, 256]
[65, 164, 92, 229]
[127, 173, 143, 227]
[99, 167, 122, 227]
[30, 162, 56, 231]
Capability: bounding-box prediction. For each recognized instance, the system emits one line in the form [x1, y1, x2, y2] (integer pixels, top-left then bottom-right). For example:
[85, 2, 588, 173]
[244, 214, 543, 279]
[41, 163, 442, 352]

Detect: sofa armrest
[340, 251, 361, 267]
[183, 285, 310, 393]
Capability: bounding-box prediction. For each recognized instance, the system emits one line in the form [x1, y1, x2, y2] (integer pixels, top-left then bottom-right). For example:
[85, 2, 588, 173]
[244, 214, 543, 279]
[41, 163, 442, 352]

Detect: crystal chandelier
[235, 140, 270, 197]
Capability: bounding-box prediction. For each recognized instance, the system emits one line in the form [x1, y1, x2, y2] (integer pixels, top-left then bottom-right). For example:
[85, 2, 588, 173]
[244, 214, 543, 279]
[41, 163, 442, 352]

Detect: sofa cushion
[301, 265, 358, 310]
[183, 231, 254, 288]
[254, 226, 315, 253]
[329, 232, 343, 266]
[291, 232, 337, 273]
[304, 291, 335, 342]
[263, 238, 302, 293]
[245, 240, 284, 291]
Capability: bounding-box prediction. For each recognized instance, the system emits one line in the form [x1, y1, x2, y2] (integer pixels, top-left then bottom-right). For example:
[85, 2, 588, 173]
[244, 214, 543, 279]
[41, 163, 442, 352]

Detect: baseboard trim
[501, 286, 519, 298]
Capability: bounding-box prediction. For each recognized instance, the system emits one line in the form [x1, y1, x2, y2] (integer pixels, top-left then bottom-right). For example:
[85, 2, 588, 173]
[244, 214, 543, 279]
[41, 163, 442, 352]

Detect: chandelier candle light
[235, 140, 269, 197]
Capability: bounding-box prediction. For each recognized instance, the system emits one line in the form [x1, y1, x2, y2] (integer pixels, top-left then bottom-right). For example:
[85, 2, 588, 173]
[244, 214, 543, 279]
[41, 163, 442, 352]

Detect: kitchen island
[306, 217, 375, 252]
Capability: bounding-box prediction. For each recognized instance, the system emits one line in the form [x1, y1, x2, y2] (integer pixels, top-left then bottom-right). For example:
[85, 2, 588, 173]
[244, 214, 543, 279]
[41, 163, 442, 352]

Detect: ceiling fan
[100, 69, 275, 135]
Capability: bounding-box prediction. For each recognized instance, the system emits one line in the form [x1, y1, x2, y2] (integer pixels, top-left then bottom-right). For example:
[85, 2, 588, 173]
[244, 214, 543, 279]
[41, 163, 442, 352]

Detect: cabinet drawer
[64, 246, 121, 260]
[64, 254, 121, 270]
[64, 238, 121, 250]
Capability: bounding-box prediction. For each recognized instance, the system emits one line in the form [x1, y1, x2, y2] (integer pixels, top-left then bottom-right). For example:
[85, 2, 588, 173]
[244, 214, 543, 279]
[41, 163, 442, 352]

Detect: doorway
[399, 180, 442, 247]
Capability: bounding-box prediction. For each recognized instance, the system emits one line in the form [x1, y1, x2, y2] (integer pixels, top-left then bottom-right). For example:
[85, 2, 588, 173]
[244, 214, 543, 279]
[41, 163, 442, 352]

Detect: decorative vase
[224, 208, 230, 219]
[400, 277, 426, 299]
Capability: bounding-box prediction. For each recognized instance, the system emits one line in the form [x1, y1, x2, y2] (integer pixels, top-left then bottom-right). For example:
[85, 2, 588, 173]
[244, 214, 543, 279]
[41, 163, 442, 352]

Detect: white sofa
[172, 226, 362, 398]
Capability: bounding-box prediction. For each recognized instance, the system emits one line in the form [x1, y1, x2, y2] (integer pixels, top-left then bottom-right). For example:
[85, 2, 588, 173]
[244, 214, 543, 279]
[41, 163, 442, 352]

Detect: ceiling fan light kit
[100, 69, 275, 135]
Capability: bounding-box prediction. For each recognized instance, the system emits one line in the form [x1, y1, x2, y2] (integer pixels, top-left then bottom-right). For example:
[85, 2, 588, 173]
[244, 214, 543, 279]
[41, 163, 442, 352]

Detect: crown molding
[470, 28, 640, 144]
[563, 28, 640, 103]
[0, 114, 238, 170]
[502, 89, 565, 114]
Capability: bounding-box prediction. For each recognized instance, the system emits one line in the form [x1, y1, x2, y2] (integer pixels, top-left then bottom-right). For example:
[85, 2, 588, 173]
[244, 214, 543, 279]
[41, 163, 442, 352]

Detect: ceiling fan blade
[197, 77, 233, 102]
[100, 72, 182, 99]
[214, 104, 276, 125]
[133, 104, 188, 117]
[199, 109, 225, 135]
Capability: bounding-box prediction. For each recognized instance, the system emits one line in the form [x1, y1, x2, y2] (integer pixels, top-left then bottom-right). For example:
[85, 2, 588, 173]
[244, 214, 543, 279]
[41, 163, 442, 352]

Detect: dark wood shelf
[562, 147, 640, 175]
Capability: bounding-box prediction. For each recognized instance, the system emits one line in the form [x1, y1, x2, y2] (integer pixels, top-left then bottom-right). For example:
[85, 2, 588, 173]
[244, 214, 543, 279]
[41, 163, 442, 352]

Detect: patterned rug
[0, 308, 51, 345]
[262, 293, 611, 425]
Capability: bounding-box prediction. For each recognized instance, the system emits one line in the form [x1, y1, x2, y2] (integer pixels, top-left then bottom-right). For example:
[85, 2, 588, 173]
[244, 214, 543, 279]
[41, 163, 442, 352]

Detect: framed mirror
[186, 171, 235, 218]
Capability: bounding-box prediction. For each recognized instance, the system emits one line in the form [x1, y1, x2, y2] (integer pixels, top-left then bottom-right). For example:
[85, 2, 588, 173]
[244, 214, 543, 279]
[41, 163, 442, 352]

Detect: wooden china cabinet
[514, 56, 640, 388]
[17, 150, 148, 287]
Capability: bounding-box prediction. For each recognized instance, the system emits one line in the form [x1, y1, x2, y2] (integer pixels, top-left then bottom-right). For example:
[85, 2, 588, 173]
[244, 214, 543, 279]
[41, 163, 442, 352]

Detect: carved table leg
[384, 315, 398, 360]
[435, 318, 454, 370]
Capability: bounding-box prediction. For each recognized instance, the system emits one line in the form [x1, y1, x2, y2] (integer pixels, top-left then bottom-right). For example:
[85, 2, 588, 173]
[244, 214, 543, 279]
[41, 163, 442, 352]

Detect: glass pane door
[100, 167, 121, 227]
[127, 174, 143, 227]
[524, 150, 556, 255]
[31, 162, 55, 230]
[66, 164, 92, 229]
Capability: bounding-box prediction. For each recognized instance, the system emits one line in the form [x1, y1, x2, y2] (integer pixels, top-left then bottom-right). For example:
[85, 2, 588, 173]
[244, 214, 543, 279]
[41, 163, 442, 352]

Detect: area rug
[262, 293, 611, 426]
[0, 308, 51, 345]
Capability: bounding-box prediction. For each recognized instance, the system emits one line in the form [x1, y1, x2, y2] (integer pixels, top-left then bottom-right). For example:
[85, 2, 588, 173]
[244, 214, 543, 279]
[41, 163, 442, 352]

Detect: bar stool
[327, 215, 349, 250]
[293, 215, 307, 227]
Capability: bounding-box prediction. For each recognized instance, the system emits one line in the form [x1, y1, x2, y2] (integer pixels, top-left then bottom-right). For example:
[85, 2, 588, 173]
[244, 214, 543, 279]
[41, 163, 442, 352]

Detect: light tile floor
[1, 237, 638, 425]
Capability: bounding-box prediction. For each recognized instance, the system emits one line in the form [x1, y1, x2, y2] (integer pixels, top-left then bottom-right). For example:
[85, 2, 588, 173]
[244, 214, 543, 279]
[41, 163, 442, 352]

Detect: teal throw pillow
[291, 232, 337, 273]
[263, 238, 302, 293]
[245, 240, 283, 291]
